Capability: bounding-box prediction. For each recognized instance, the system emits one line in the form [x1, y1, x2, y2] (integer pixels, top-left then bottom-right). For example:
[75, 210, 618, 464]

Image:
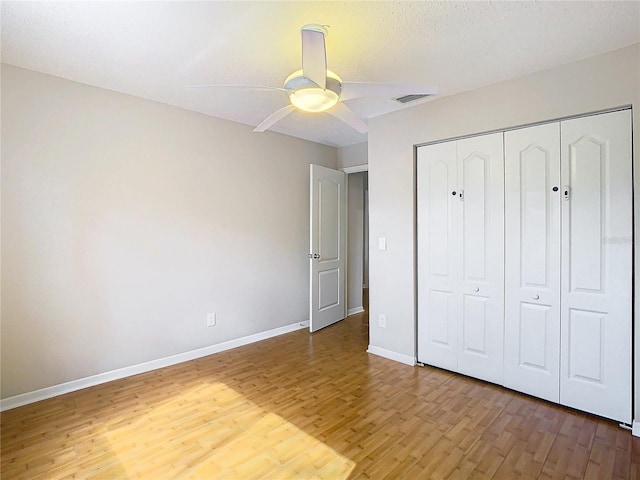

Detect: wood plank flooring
[2, 310, 639, 479]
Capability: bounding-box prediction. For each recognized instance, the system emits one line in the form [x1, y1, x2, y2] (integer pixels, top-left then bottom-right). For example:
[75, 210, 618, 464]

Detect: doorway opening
[347, 171, 369, 326]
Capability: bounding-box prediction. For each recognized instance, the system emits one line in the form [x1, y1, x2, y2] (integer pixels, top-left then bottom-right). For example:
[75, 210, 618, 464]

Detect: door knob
[533, 294, 540, 300]
[308, 253, 320, 259]
[474, 287, 479, 292]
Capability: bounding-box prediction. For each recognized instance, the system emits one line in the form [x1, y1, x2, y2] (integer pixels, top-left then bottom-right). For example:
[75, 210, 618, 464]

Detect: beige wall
[1, 65, 337, 398]
[367, 44, 640, 417]
[337, 142, 368, 170]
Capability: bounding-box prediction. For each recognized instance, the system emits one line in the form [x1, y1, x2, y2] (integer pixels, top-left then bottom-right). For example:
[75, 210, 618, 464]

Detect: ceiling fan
[188, 24, 438, 134]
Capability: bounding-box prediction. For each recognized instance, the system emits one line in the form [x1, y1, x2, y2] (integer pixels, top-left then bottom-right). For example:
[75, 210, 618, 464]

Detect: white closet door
[504, 123, 561, 403]
[559, 110, 632, 424]
[456, 133, 504, 384]
[417, 141, 459, 370]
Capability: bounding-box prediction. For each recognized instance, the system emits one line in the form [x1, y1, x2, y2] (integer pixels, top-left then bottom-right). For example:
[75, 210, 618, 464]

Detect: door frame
[307, 163, 369, 332]
[342, 164, 368, 174]
[342, 165, 369, 317]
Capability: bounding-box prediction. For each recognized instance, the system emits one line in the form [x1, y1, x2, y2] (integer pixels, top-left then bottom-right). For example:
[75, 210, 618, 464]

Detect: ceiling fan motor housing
[284, 72, 341, 94]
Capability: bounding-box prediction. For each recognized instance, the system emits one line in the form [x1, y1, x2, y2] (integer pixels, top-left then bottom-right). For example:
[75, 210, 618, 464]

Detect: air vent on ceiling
[394, 94, 433, 104]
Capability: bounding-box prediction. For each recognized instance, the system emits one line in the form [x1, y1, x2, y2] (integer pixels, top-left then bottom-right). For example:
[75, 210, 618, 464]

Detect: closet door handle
[533, 294, 540, 300]
[473, 287, 479, 293]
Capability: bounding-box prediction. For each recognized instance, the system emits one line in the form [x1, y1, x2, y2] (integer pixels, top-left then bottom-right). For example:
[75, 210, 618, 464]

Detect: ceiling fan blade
[327, 102, 368, 134]
[254, 105, 296, 133]
[187, 84, 291, 94]
[340, 82, 439, 102]
[301, 24, 327, 89]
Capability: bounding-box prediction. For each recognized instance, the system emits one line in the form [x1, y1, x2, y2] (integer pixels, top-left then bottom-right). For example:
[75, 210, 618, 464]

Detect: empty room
[2, 2, 640, 479]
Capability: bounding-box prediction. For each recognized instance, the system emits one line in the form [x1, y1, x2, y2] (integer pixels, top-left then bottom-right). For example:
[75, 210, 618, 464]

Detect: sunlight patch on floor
[99, 381, 355, 479]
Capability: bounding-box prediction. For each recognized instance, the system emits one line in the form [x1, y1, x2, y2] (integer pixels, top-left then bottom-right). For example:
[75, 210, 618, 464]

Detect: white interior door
[417, 141, 459, 370]
[504, 123, 561, 403]
[559, 110, 632, 424]
[456, 133, 505, 385]
[309, 164, 347, 332]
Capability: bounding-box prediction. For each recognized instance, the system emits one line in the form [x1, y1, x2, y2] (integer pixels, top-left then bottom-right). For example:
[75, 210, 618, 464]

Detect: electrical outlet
[206, 312, 216, 327]
[378, 314, 386, 328]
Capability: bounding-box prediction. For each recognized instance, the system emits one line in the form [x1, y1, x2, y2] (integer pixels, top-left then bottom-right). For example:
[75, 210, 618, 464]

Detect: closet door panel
[504, 123, 561, 403]
[462, 295, 488, 353]
[456, 132, 504, 384]
[560, 110, 632, 424]
[417, 142, 459, 369]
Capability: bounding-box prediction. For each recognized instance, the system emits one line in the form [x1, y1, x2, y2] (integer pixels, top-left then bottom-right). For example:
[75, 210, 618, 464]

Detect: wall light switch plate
[378, 237, 387, 251]
[206, 313, 216, 327]
[378, 314, 386, 328]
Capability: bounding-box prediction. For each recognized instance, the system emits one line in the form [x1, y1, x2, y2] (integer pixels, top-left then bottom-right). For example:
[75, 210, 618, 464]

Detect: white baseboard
[367, 345, 416, 366]
[633, 421, 640, 437]
[0, 320, 308, 412]
[347, 306, 365, 316]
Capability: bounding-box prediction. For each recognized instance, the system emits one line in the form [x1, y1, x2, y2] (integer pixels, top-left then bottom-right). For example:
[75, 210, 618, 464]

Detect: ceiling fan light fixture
[290, 88, 339, 112]
[285, 69, 342, 113]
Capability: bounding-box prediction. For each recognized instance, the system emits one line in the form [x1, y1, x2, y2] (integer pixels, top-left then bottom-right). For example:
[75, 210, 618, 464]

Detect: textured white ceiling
[2, 1, 639, 147]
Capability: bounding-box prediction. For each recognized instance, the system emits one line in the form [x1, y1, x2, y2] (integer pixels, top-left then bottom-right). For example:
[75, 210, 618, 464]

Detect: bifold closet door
[455, 134, 504, 384]
[417, 132, 504, 384]
[504, 123, 561, 403]
[559, 110, 632, 424]
[417, 141, 459, 371]
[420, 110, 631, 423]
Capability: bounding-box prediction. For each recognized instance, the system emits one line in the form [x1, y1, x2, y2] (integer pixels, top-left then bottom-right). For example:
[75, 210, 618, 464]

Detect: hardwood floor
[2, 310, 639, 479]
